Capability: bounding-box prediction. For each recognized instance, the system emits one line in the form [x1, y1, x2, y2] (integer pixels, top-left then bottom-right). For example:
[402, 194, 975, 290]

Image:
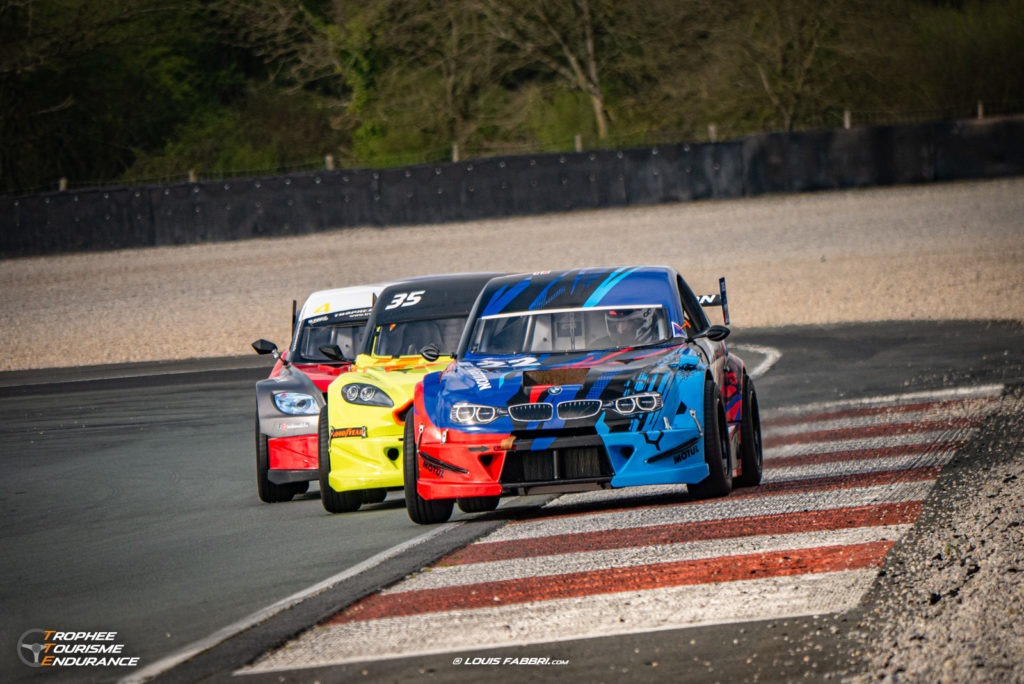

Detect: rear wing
[698, 277, 731, 325]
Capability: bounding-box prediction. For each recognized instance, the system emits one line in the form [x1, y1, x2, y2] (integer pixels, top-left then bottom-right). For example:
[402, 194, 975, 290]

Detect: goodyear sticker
[331, 426, 367, 439]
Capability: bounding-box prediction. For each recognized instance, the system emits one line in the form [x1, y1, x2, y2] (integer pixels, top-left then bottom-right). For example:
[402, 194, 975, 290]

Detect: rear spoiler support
[698, 277, 731, 325]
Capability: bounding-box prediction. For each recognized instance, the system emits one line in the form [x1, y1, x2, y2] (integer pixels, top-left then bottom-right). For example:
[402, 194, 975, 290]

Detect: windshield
[372, 315, 468, 357]
[467, 306, 671, 355]
[291, 320, 365, 364]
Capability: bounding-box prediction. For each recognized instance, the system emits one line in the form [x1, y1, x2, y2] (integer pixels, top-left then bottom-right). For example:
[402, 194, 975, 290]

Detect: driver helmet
[605, 308, 656, 344]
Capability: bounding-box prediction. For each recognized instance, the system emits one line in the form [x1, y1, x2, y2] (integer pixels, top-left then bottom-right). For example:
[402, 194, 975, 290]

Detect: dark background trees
[1, 0, 1021, 194]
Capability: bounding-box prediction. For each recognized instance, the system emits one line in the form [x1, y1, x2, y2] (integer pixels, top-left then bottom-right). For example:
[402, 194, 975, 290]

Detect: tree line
[2, 0, 1022, 194]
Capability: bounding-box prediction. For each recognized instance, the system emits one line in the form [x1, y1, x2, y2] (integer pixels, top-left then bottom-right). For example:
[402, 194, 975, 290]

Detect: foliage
[1, 0, 1022, 193]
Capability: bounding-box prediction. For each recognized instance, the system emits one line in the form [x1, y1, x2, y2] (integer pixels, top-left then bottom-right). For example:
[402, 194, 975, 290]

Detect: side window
[676, 275, 710, 332]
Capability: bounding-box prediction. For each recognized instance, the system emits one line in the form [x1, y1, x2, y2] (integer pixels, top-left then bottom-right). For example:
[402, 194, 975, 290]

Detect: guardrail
[2, 117, 1022, 258]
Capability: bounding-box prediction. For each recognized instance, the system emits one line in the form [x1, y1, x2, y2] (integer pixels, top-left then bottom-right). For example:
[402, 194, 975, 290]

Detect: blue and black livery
[404, 266, 763, 524]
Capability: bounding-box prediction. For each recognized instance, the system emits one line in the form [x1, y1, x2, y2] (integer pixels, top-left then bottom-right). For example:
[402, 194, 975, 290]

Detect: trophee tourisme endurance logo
[17, 629, 141, 669]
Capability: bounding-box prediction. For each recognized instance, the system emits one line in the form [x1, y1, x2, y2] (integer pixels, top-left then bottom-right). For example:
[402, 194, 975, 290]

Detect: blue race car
[404, 266, 763, 524]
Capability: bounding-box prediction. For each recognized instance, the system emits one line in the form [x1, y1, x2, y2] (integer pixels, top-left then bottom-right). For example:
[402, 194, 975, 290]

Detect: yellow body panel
[324, 354, 452, 493]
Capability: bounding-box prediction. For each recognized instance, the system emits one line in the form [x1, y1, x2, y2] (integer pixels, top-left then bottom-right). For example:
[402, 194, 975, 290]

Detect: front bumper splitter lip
[502, 477, 614, 495]
[268, 468, 316, 484]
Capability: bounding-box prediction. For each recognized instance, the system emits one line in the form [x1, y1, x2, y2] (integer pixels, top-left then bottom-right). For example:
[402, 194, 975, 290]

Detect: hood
[336, 354, 456, 414]
[268, 357, 352, 393]
[289, 361, 354, 392]
[431, 343, 702, 432]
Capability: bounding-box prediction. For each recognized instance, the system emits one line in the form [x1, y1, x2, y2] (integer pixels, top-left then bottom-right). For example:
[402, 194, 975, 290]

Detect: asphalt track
[2, 320, 1021, 684]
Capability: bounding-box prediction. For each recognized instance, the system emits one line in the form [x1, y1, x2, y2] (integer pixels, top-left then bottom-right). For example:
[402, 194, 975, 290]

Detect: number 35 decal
[384, 290, 425, 310]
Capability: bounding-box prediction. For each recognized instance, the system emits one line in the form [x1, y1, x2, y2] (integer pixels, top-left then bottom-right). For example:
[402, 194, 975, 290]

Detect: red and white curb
[239, 384, 1003, 674]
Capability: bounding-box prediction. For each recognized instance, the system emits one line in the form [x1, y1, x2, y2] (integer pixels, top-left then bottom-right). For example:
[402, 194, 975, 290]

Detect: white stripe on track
[761, 404, 990, 438]
[762, 384, 1003, 419]
[197, 388, 1009, 679]
[762, 452, 958, 483]
[763, 429, 975, 459]
[387, 525, 910, 593]
[485, 481, 935, 542]
[733, 343, 782, 379]
[238, 570, 877, 673]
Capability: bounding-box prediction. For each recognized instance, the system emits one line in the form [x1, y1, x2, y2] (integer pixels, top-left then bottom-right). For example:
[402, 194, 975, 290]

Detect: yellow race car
[318, 273, 502, 513]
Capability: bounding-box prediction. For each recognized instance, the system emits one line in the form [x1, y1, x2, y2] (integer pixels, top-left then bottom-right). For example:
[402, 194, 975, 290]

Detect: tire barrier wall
[2, 117, 1022, 258]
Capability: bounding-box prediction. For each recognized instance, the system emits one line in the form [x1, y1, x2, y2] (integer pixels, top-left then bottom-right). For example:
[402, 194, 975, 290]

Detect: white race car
[251, 284, 390, 502]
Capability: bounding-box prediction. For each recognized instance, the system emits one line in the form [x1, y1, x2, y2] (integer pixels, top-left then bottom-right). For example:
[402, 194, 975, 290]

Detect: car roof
[367, 272, 506, 326]
[297, 283, 392, 322]
[475, 266, 679, 317]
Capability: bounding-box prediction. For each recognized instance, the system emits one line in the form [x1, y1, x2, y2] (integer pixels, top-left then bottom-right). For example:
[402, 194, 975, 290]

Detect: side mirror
[419, 343, 441, 362]
[689, 324, 731, 342]
[319, 344, 348, 362]
[252, 339, 278, 355]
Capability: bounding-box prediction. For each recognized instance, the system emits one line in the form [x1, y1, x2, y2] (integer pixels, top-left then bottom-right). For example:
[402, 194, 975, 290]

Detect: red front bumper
[413, 400, 509, 500]
[268, 434, 318, 473]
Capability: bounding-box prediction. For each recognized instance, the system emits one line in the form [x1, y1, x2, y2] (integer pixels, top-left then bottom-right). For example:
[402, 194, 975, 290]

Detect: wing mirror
[319, 344, 348, 362]
[252, 338, 288, 366]
[252, 339, 278, 355]
[419, 343, 441, 362]
[688, 324, 731, 342]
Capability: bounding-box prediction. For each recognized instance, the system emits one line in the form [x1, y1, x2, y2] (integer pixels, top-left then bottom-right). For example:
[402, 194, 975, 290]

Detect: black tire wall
[4, 118, 1022, 258]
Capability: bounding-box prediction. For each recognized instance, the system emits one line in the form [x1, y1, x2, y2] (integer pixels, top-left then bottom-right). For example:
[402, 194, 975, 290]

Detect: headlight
[609, 392, 663, 415]
[450, 402, 507, 425]
[272, 392, 320, 415]
[341, 383, 394, 407]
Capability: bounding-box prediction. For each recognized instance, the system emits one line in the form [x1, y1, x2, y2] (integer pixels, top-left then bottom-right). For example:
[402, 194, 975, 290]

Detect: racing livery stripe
[582, 267, 637, 307]
[440, 503, 920, 566]
[329, 542, 893, 624]
[480, 278, 532, 317]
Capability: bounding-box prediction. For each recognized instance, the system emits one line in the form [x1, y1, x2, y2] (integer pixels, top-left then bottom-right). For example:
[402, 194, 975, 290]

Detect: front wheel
[457, 496, 500, 514]
[318, 406, 362, 513]
[362, 488, 388, 504]
[735, 374, 763, 487]
[256, 414, 300, 503]
[403, 417, 454, 524]
[687, 380, 733, 499]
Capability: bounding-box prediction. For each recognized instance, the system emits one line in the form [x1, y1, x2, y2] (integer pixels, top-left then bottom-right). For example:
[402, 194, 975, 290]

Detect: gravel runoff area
[844, 387, 1024, 683]
[2, 176, 1022, 680]
[1, 177, 1022, 373]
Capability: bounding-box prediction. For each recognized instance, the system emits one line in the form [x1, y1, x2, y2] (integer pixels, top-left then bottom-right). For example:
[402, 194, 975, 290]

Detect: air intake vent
[523, 368, 588, 387]
[508, 402, 553, 422]
[556, 399, 602, 420]
[500, 446, 612, 485]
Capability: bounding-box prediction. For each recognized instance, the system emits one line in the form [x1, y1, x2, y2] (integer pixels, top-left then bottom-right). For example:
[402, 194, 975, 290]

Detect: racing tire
[255, 414, 300, 503]
[734, 374, 764, 487]
[457, 496, 501, 514]
[317, 406, 362, 513]
[403, 417, 454, 524]
[687, 380, 733, 499]
[362, 488, 388, 504]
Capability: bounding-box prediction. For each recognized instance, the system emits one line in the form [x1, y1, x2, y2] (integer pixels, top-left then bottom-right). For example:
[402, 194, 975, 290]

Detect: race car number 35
[385, 290, 425, 309]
